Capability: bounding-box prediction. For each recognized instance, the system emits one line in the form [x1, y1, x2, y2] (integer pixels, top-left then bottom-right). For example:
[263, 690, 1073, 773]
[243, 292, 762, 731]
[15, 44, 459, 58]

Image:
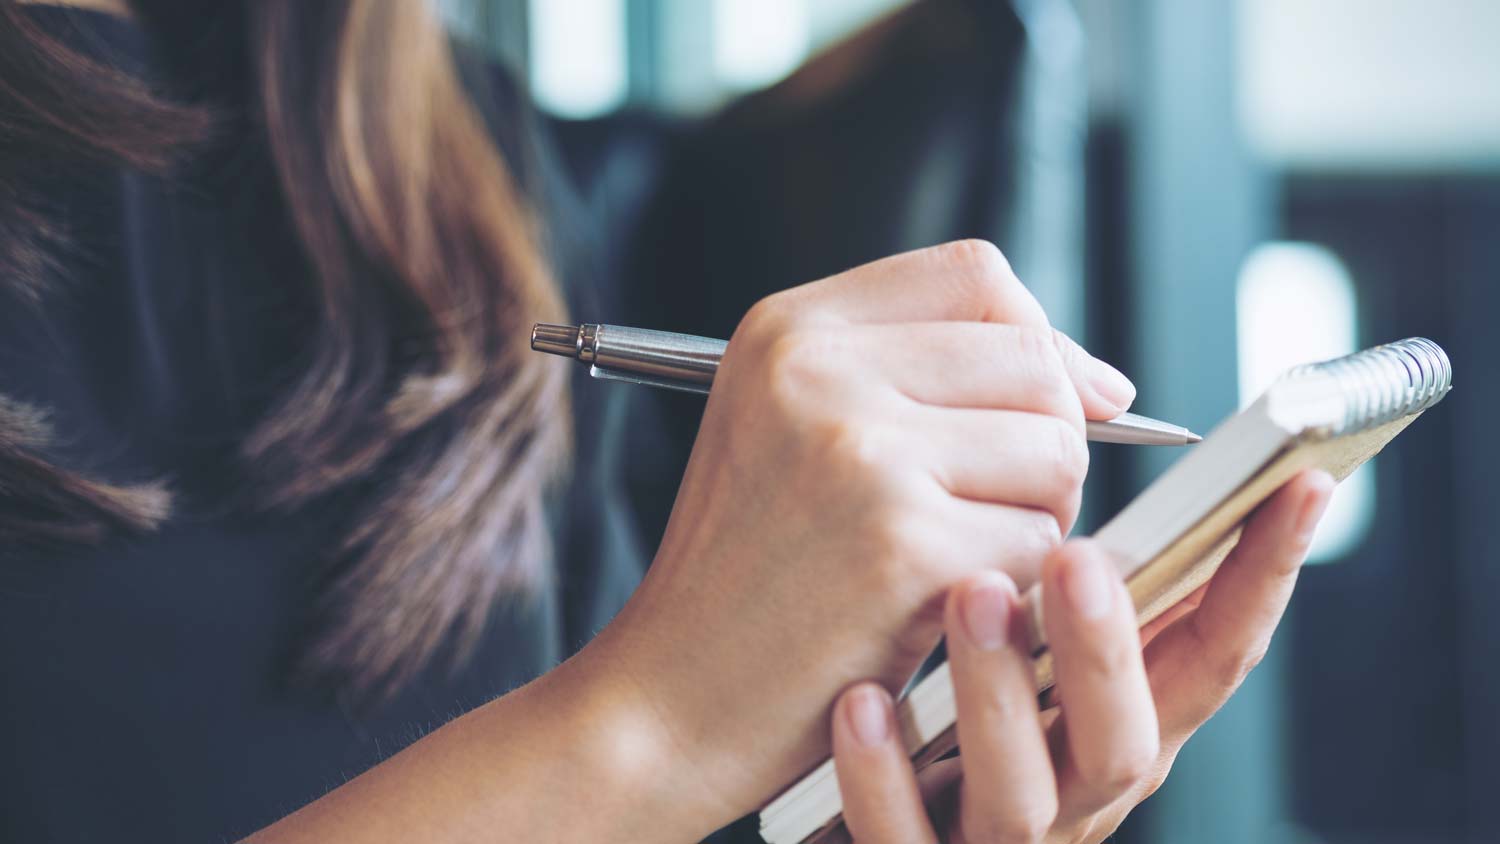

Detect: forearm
[248, 242, 1117, 843]
[244, 641, 726, 844]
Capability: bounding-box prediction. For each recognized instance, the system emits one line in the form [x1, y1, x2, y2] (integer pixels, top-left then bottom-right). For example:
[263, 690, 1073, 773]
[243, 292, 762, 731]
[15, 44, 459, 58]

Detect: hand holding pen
[541, 242, 1208, 836]
[533, 323, 1199, 446]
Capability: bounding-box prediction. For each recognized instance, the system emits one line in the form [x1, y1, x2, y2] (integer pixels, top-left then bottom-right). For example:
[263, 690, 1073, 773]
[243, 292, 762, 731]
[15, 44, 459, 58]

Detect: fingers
[945, 573, 1059, 843]
[832, 684, 939, 844]
[784, 240, 1051, 327]
[831, 475, 1333, 844]
[1042, 540, 1161, 819]
[851, 322, 1134, 421]
[1143, 470, 1334, 744]
[939, 498, 1062, 589]
[1138, 584, 1207, 647]
[921, 408, 1088, 534]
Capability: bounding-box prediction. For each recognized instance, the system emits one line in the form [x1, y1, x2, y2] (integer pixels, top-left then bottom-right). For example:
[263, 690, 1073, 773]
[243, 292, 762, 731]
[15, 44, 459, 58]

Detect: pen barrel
[538, 322, 1198, 445]
[590, 324, 726, 385]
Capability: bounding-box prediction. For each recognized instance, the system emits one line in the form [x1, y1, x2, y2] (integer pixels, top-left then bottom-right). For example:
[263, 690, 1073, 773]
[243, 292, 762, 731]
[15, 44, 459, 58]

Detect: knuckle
[762, 330, 801, 377]
[1063, 617, 1140, 683]
[1014, 801, 1060, 843]
[1081, 738, 1159, 796]
[941, 238, 1012, 281]
[937, 239, 1018, 309]
[1215, 641, 1270, 693]
[1027, 507, 1065, 554]
[1047, 327, 1087, 373]
[1190, 620, 1272, 696]
[966, 673, 1028, 724]
[1056, 488, 1084, 539]
[1011, 327, 1075, 413]
[969, 815, 1044, 844]
[987, 801, 1057, 844]
[999, 511, 1062, 588]
[741, 295, 793, 339]
[1042, 416, 1091, 492]
[1035, 510, 1064, 550]
[761, 331, 832, 406]
[818, 418, 888, 475]
[870, 509, 930, 563]
[1014, 325, 1066, 375]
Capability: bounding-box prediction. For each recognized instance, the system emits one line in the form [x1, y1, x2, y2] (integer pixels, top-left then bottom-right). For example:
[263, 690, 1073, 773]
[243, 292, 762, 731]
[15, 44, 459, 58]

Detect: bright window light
[1236, 0, 1500, 169]
[805, 0, 909, 51]
[713, 0, 810, 91]
[1236, 242, 1371, 563]
[529, 0, 628, 119]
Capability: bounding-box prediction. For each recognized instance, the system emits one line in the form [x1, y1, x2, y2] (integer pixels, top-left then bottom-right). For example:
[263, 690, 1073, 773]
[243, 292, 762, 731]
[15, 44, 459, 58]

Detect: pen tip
[1185, 430, 1204, 444]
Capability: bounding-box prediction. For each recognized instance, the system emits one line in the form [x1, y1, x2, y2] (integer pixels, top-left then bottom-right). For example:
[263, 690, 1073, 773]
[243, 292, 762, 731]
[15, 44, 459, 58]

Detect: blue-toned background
[446, 2, 1497, 841]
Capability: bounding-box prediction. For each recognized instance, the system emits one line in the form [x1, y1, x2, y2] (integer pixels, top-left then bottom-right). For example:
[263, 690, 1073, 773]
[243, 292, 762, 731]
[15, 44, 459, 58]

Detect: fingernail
[960, 578, 1014, 651]
[846, 685, 892, 748]
[1088, 358, 1137, 413]
[1061, 550, 1115, 620]
[1295, 473, 1335, 542]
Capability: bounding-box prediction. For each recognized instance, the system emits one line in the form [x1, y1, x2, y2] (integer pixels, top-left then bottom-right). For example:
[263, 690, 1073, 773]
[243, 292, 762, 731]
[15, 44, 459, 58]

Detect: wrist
[534, 625, 744, 842]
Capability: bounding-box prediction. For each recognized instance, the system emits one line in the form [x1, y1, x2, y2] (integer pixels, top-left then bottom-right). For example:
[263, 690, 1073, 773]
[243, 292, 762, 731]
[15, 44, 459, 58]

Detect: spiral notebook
[759, 338, 1453, 844]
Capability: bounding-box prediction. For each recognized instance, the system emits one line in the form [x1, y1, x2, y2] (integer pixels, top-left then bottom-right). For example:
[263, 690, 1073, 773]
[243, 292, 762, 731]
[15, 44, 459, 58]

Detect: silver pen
[532, 323, 1202, 446]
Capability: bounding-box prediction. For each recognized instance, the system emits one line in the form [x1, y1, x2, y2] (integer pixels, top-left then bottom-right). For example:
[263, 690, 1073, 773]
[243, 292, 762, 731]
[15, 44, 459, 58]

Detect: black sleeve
[459, 48, 767, 842]
[455, 49, 648, 653]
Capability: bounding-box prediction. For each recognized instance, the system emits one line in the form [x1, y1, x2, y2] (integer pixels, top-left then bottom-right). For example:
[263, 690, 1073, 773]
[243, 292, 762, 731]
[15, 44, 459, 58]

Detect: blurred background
[445, 1, 1496, 841]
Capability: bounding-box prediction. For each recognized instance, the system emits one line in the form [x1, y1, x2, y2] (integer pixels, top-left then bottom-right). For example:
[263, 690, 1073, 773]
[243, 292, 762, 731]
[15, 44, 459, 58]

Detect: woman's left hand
[829, 469, 1335, 844]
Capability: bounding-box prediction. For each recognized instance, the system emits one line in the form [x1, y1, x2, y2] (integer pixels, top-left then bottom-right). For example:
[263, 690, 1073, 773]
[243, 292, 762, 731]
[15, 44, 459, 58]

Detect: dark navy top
[0, 8, 650, 842]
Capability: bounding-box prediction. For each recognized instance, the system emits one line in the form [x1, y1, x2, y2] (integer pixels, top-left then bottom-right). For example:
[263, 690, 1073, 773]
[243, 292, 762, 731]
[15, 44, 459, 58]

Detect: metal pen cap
[534, 322, 725, 385]
[531, 323, 584, 358]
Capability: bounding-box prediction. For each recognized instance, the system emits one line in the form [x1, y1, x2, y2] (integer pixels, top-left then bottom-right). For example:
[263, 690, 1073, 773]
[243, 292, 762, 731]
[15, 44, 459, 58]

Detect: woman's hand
[828, 469, 1335, 844]
[248, 240, 1133, 844]
[575, 241, 1137, 836]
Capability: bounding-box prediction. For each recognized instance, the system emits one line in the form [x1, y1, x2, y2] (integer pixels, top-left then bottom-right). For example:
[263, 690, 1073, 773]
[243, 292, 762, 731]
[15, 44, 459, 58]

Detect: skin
[243, 242, 1330, 844]
[254, 242, 1146, 842]
[831, 471, 1334, 843]
[24, 6, 1336, 841]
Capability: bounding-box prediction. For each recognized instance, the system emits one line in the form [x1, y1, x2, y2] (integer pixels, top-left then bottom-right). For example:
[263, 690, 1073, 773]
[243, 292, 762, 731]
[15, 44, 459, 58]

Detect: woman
[0, 1, 1333, 842]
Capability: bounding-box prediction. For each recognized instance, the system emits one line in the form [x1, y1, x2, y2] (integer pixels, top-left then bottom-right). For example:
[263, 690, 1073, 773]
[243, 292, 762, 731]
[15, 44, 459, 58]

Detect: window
[1236, 242, 1372, 562]
[508, 0, 916, 117]
[712, 0, 810, 91]
[1236, 0, 1500, 169]
[528, 0, 628, 118]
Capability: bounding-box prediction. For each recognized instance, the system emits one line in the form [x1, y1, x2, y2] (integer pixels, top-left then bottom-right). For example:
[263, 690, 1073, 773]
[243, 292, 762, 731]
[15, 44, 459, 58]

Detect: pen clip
[588, 364, 712, 396]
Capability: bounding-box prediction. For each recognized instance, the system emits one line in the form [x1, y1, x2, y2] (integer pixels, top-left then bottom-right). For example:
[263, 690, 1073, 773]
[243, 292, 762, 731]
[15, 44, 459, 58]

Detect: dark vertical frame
[1446, 182, 1500, 844]
[1279, 175, 1499, 844]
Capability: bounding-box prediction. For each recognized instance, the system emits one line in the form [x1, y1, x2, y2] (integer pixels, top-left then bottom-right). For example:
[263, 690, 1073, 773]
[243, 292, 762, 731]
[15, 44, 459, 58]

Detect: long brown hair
[0, 1, 572, 695]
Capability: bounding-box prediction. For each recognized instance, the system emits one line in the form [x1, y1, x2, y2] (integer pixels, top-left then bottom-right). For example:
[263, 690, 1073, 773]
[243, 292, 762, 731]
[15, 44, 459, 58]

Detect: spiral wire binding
[1287, 338, 1452, 435]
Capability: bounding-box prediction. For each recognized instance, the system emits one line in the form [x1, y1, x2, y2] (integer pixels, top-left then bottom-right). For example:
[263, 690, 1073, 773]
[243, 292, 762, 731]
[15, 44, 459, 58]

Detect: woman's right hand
[245, 241, 1141, 844]
[578, 241, 1140, 836]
